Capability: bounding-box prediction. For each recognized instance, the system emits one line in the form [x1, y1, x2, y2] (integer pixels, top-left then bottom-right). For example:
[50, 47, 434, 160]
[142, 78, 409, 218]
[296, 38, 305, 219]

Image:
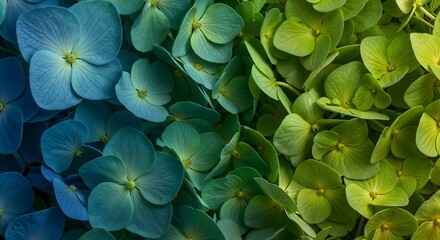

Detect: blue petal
[0, 106, 23, 154]
[19, 122, 48, 164]
[180, 52, 219, 89]
[71, 59, 122, 100]
[41, 164, 62, 182]
[28, 109, 59, 123]
[29, 50, 82, 110]
[104, 127, 156, 178]
[105, 110, 143, 139]
[9, 83, 40, 122]
[5, 206, 65, 240]
[135, 152, 184, 205]
[16, 6, 79, 62]
[74, 100, 112, 143]
[41, 120, 88, 173]
[88, 182, 133, 231]
[53, 178, 88, 221]
[0, 0, 59, 45]
[26, 172, 54, 194]
[70, 1, 122, 64]
[115, 72, 169, 122]
[126, 189, 172, 238]
[0, 172, 34, 235]
[131, 5, 170, 52]
[79, 155, 127, 189]
[0, 154, 25, 173]
[157, 0, 191, 29]
[0, 57, 25, 103]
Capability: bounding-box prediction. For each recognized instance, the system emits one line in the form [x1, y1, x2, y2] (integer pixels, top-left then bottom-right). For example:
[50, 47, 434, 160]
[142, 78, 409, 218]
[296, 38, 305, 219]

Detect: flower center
[435, 218, 440, 226]
[381, 224, 390, 231]
[194, 63, 203, 71]
[370, 191, 379, 200]
[0, 208, 3, 216]
[137, 90, 147, 99]
[0, 102, 4, 112]
[232, 149, 240, 158]
[397, 170, 403, 177]
[183, 158, 192, 168]
[387, 64, 395, 72]
[220, 87, 228, 95]
[311, 124, 320, 132]
[75, 149, 83, 158]
[192, 20, 202, 30]
[69, 184, 77, 192]
[125, 180, 136, 190]
[101, 135, 109, 145]
[318, 188, 325, 196]
[65, 53, 76, 64]
[237, 191, 245, 198]
[391, 129, 399, 136]
[336, 142, 345, 151]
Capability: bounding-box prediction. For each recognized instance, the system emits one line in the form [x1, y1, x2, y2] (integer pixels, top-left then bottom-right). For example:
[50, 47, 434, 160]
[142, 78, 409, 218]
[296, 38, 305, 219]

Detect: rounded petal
[29, 50, 82, 110]
[8, 84, 40, 122]
[53, 178, 88, 221]
[74, 100, 112, 143]
[135, 152, 184, 205]
[79, 155, 127, 189]
[190, 29, 233, 63]
[41, 120, 88, 173]
[0, 57, 25, 103]
[103, 127, 156, 178]
[115, 72, 169, 122]
[105, 110, 143, 139]
[0, 106, 23, 154]
[16, 6, 80, 62]
[88, 182, 133, 231]
[5, 207, 65, 240]
[70, 1, 122, 64]
[126, 189, 173, 238]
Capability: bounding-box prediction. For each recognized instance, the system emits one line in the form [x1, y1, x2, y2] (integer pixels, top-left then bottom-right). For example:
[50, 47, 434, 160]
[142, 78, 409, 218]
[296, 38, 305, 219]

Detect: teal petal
[79, 155, 127, 189]
[71, 59, 122, 100]
[131, 5, 170, 52]
[160, 121, 200, 160]
[70, 1, 122, 64]
[126, 189, 173, 238]
[156, 0, 191, 29]
[29, 50, 82, 110]
[172, 7, 197, 57]
[16, 6, 80, 62]
[104, 127, 156, 179]
[88, 182, 133, 231]
[189, 132, 223, 172]
[135, 152, 184, 205]
[115, 72, 170, 122]
[191, 28, 233, 63]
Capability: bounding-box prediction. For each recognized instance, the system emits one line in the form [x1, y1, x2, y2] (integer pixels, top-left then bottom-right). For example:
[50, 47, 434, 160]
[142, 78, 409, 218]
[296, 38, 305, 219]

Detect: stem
[0, 46, 19, 56]
[418, 5, 436, 21]
[274, 81, 301, 96]
[413, 15, 435, 28]
[369, 119, 386, 130]
[328, 112, 338, 119]
[356, 216, 366, 237]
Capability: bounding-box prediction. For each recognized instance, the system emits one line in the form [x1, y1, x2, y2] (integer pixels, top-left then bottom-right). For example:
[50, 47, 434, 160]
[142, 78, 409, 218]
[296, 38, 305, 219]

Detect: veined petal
[115, 72, 169, 122]
[16, 6, 80, 62]
[29, 50, 82, 110]
[70, 1, 122, 64]
[71, 59, 122, 100]
[79, 155, 128, 189]
[131, 5, 170, 52]
[0, 106, 23, 154]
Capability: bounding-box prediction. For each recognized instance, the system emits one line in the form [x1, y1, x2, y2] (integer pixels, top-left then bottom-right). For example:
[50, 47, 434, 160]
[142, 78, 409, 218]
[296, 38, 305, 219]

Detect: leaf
[88, 182, 133, 231]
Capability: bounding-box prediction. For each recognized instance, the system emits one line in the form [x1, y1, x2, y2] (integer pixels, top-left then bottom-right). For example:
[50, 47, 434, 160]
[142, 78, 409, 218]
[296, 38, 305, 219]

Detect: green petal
[254, 177, 297, 212]
[416, 113, 440, 157]
[411, 33, 440, 71]
[273, 17, 315, 57]
[297, 188, 331, 224]
[294, 160, 342, 189]
[390, 126, 420, 159]
[273, 114, 314, 156]
[201, 175, 242, 210]
[160, 121, 200, 160]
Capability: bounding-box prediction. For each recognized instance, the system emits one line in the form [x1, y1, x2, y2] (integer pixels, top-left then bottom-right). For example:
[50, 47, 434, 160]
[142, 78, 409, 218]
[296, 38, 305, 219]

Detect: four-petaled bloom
[16, 1, 123, 110]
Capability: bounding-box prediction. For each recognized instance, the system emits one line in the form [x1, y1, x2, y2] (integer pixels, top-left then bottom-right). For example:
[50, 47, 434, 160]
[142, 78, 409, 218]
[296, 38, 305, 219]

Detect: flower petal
[16, 6, 80, 62]
[0, 57, 25, 103]
[0, 106, 23, 154]
[29, 50, 82, 110]
[53, 178, 88, 221]
[70, 1, 122, 64]
[79, 155, 128, 189]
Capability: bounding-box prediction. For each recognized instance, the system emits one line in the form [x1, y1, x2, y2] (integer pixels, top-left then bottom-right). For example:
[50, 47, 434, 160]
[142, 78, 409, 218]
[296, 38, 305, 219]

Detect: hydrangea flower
[16, 1, 122, 110]
[79, 128, 184, 238]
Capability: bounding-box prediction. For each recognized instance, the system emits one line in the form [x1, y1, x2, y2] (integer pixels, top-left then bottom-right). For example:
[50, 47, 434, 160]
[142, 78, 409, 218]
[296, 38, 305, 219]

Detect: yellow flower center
[192, 20, 202, 29]
[75, 149, 83, 158]
[318, 188, 325, 196]
[194, 63, 203, 71]
[370, 191, 379, 200]
[237, 191, 245, 198]
[101, 135, 109, 145]
[65, 53, 76, 64]
[125, 180, 136, 190]
[381, 224, 390, 231]
[137, 90, 147, 99]
[0, 102, 4, 112]
[69, 184, 77, 192]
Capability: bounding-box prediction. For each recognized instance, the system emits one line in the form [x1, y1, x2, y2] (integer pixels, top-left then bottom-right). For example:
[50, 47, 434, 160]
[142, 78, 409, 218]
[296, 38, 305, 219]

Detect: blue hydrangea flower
[79, 128, 184, 238]
[0, 57, 39, 154]
[0, 172, 34, 235]
[16, 1, 122, 110]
